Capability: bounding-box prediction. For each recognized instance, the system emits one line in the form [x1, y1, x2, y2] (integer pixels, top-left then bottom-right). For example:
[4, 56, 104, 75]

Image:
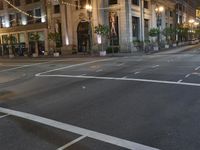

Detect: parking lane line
[37, 74, 200, 87]
[0, 114, 9, 119]
[0, 107, 159, 150]
[35, 58, 114, 76]
[56, 135, 87, 150]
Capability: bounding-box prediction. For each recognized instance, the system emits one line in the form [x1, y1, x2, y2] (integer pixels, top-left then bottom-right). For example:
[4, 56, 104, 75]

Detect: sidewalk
[0, 44, 200, 60]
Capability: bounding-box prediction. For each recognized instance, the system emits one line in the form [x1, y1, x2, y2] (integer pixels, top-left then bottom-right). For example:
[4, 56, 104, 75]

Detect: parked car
[189, 39, 199, 45]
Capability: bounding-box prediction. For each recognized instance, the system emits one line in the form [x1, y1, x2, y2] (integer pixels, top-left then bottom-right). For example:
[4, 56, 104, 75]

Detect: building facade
[0, 0, 198, 56]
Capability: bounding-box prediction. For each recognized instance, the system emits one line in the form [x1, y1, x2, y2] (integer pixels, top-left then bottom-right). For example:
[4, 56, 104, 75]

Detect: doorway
[77, 21, 91, 53]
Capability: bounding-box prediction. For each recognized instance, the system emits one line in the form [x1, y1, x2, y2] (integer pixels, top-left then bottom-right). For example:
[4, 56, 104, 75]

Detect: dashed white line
[35, 58, 114, 76]
[57, 135, 87, 150]
[0, 62, 48, 73]
[185, 74, 191, 78]
[117, 63, 125, 67]
[195, 66, 200, 71]
[134, 72, 140, 75]
[96, 69, 103, 72]
[0, 107, 159, 150]
[122, 76, 127, 79]
[0, 114, 9, 119]
[151, 65, 160, 68]
[37, 74, 200, 87]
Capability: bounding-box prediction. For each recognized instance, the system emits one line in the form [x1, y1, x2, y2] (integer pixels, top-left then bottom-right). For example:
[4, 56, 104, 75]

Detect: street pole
[86, 4, 92, 54]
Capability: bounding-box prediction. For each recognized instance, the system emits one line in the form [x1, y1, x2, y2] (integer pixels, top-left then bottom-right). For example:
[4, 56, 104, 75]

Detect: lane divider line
[0, 62, 49, 73]
[0, 114, 9, 119]
[35, 58, 114, 76]
[0, 107, 159, 150]
[56, 135, 87, 150]
[37, 74, 200, 87]
[195, 66, 200, 71]
[185, 74, 191, 78]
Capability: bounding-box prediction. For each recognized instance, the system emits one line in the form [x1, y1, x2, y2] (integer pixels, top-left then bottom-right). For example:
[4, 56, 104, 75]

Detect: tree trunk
[35, 42, 39, 56]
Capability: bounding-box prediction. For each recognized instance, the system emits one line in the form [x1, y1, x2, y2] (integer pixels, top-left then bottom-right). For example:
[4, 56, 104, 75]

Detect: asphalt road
[1, 45, 200, 150]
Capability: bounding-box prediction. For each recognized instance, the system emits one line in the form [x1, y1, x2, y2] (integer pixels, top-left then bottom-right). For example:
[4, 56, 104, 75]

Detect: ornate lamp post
[86, 3, 92, 53]
[155, 5, 164, 45]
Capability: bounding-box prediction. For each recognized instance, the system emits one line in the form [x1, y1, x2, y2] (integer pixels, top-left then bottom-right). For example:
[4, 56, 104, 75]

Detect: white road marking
[122, 76, 127, 79]
[0, 114, 9, 119]
[96, 69, 103, 72]
[117, 63, 125, 67]
[0, 62, 48, 73]
[35, 58, 114, 76]
[0, 107, 159, 150]
[81, 74, 87, 76]
[151, 65, 159, 68]
[195, 66, 200, 71]
[56, 135, 87, 150]
[134, 72, 140, 75]
[37, 74, 200, 87]
[177, 80, 183, 83]
[185, 74, 191, 78]
[192, 72, 200, 75]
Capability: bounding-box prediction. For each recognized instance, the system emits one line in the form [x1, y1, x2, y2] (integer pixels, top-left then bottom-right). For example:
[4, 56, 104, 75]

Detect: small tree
[29, 33, 40, 56]
[48, 32, 62, 52]
[149, 28, 160, 47]
[94, 24, 110, 52]
[4, 35, 17, 56]
[162, 27, 175, 44]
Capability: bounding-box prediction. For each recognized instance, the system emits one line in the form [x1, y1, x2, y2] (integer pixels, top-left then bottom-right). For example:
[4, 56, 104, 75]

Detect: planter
[100, 51, 106, 56]
[53, 52, 60, 57]
[44, 51, 48, 56]
[173, 43, 177, 47]
[165, 44, 170, 49]
[153, 46, 159, 51]
[32, 53, 38, 57]
[9, 54, 14, 58]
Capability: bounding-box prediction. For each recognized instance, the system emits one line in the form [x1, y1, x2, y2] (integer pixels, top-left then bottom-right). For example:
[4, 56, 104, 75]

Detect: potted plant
[4, 35, 17, 58]
[133, 40, 142, 51]
[149, 28, 160, 51]
[94, 24, 110, 56]
[72, 44, 77, 54]
[48, 32, 62, 57]
[29, 33, 40, 57]
[162, 27, 175, 49]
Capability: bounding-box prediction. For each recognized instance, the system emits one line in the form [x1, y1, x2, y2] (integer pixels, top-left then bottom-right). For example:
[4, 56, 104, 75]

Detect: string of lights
[61, 1, 122, 10]
[3, 0, 121, 21]
[3, 0, 46, 19]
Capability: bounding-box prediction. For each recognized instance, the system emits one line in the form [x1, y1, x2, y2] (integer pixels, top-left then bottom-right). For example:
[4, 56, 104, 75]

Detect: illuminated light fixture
[189, 19, 195, 23]
[194, 22, 199, 26]
[86, 4, 92, 12]
[65, 36, 69, 45]
[97, 35, 102, 44]
[155, 6, 164, 13]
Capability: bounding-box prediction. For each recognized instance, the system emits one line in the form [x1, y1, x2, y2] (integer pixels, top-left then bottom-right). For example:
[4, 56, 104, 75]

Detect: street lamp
[155, 5, 164, 46]
[86, 3, 92, 53]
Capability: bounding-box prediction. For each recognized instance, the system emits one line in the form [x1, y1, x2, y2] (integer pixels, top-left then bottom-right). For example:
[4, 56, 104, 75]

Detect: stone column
[119, 0, 132, 52]
[140, 0, 145, 42]
[60, 4, 68, 47]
